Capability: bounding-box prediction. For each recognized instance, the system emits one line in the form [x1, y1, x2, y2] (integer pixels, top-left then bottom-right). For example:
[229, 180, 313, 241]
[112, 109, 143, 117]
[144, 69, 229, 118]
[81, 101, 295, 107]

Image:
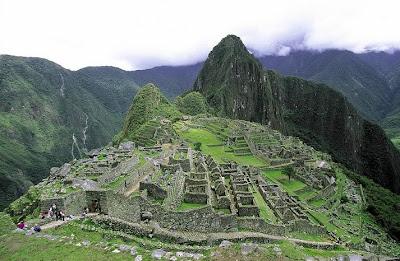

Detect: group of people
[38, 204, 65, 221]
[16, 220, 41, 233]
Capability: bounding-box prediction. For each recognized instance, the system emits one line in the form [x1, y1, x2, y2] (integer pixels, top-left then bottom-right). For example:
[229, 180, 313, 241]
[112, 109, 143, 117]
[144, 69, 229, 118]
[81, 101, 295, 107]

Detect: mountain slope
[259, 50, 392, 122]
[130, 63, 203, 100]
[193, 35, 285, 131]
[192, 35, 400, 194]
[0, 56, 140, 210]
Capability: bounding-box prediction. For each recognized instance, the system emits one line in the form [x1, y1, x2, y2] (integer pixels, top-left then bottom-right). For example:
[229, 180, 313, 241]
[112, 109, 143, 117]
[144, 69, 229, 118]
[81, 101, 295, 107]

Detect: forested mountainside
[259, 50, 400, 149]
[0, 56, 140, 209]
[129, 63, 203, 100]
[193, 35, 400, 194]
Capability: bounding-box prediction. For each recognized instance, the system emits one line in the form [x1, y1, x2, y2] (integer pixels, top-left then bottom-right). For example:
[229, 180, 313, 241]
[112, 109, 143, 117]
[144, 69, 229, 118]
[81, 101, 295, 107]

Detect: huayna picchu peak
[193, 35, 400, 196]
[1, 35, 400, 260]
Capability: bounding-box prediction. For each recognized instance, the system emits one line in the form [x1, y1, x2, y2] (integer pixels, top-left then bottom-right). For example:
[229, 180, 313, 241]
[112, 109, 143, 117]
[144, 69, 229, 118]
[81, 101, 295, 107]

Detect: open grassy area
[176, 126, 266, 167]
[177, 202, 206, 211]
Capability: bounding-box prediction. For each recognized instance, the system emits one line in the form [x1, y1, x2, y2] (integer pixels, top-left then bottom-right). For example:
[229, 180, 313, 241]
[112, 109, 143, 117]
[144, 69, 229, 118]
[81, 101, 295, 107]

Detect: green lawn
[264, 170, 283, 179]
[252, 186, 277, 223]
[176, 127, 266, 167]
[177, 202, 206, 211]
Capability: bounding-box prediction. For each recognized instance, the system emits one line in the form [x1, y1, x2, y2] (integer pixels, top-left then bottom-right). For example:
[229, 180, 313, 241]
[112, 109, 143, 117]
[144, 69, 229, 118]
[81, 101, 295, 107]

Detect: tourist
[17, 221, 25, 229]
[46, 210, 52, 221]
[38, 213, 45, 219]
[33, 224, 41, 232]
[81, 208, 86, 218]
[60, 211, 65, 221]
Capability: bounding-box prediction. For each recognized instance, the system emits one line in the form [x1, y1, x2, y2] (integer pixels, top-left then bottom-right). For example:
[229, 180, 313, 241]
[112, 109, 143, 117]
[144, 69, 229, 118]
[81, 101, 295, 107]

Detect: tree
[194, 142, 202, 151]
[282, 166, 295, 181]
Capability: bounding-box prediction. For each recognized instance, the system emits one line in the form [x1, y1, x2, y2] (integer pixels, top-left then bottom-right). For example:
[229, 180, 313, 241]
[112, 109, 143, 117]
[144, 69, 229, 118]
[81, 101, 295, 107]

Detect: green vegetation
[174, 91, 210, 115]
[0, 56, 141, 210]
[282, 166, 294, 181]
[119, 83, 182, 143]
[177, 202, 205, 211]
[175, 126, 266, 167]
[342, 166, 400, 240]
[252, 186, 277, 223]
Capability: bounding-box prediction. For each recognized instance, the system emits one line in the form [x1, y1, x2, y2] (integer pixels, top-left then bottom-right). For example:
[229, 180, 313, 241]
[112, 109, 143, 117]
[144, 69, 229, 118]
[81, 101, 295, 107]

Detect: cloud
[1, 0, 399, 70]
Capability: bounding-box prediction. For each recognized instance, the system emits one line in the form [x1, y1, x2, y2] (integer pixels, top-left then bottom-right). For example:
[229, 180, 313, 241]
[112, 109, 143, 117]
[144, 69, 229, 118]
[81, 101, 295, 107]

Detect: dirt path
[40, 220, 64, 230]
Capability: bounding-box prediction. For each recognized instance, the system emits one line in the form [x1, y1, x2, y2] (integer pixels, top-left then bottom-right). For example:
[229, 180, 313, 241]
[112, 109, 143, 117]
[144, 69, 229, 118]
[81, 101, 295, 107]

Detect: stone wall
[86, 190, 108, 214]
[64, 190, 87, 215]
[107, 192, 147, 223]
[39, 197, 65, 213]
[93, 215, 152, 237]
[286, 219, 327, 235]
[184, 192, 208, 204]
[140, 182, 167, 199]
[237, 217, 285, 236]
[97, 154, 140, 186]
[149, 205, 237, 232]
[39, 190, 86, 216]
[114, 161, 153, 194]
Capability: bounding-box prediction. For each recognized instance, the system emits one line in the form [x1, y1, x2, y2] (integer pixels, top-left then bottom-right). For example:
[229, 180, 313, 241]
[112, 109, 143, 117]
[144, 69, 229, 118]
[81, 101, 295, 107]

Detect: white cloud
[1, 0, 399, 70]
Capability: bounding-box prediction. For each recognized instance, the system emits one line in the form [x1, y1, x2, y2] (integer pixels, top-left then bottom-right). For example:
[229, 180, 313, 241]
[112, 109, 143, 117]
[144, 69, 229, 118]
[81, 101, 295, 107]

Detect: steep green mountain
[193, 35, 400, 195]
[173, 91, 210, 116]
[258, 50, 400, 149]
[118, 83, 182, 143]
[0, 55, 140, 210]
[193, 35, 285, 131]
[259, 50, 392, 122]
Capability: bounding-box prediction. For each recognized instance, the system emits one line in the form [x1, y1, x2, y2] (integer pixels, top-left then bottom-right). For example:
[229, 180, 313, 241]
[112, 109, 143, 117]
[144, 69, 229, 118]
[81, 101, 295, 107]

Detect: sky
[1, 0, 400, 71]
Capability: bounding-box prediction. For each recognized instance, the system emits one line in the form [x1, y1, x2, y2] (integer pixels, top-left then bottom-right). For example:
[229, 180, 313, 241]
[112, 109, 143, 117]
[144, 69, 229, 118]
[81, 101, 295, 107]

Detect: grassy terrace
[252, 185, 277, 223]
[177, 202, 206, 211]
[174, 124, 266, 167]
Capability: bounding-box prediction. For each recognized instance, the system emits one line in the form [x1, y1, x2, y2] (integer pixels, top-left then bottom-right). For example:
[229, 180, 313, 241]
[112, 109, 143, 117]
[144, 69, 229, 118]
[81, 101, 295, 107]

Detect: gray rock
[241, 243, 258, 255]
[219, 240, 233, 247]
[193, 253, 205, 260]
[305, 257, 315, 261]
[50, 167, 60, 176]
[273, 246, 282, 256]
[152, 249, 165, 260]
[82, 179, 100, 190]
[347, 255, 362, 261]
[164, 252, 173, 259]
[59, 163, 72, 177]
[130, 247, 137, 256]
[135, 255, 142, 261]
[170, 256, 177, 261]
[119, 244, 131, 251]
[112, 249, 120, 253]
[82, 240, 91, 246]
[119, 141, 135, 150]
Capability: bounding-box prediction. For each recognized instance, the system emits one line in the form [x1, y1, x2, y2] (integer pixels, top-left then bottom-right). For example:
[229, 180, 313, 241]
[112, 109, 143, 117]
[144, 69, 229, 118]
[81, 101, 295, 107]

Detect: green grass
[177, 202, 206, 211]
[263, 170, 283, 179]
[176, 126, 266, 167]
[0, 221, 142, 261]
[307, 210, 353, 240]
[252, 186, 277, 223]
[288, 231, 330, 242]
[215, 208, 231, 214]
[309, 199, 326, 207]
